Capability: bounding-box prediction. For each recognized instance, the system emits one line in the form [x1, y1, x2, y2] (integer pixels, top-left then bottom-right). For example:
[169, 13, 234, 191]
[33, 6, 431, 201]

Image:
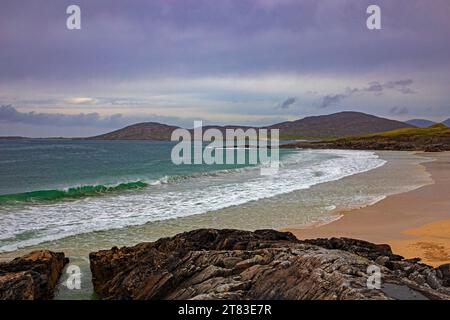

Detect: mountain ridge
[444, 118, 450, 127]
[87, 122, 180, 141]
[406, 119, 437, 127]
[267, 111, 414, 139]
[85, 111, 414, 141]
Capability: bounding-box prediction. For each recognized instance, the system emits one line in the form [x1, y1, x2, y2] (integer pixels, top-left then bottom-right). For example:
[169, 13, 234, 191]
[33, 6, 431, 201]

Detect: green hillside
[283, 123, 450, 152]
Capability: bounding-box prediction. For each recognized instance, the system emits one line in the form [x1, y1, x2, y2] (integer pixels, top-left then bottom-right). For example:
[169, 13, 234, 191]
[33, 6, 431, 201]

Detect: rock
[409, 271, 426, 286]
[0, 250, 68, 300]
[89, 229, 296, 298]
[235, 255, 265, 270]
[424, 144, 450, 152]
[426, 271, 441, 290]
[437, 264, 450, 286]
[303, 237, 403, 261]
[375, 256, 390, 266]
[438, 264, 450, 277]
[222, 257, 242, 269]
[89, 229, 450, 300]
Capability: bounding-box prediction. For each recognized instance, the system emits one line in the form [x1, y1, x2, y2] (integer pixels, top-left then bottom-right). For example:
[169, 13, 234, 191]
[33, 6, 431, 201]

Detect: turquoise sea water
[0, 140, 258, 199]
[0, 139, 388, 253]
[0, 140, 435, 299]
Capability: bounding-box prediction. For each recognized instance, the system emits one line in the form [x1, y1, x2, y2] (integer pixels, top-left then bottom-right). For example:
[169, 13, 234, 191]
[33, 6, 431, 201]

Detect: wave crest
[0, 181, 148, 204]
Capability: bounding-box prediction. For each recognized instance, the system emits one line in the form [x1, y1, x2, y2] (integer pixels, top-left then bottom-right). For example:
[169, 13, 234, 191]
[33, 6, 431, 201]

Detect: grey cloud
[398, 87, 416, 94]
[385, 79, 413, 88]
[383, 79, 416, 94]
[320, 79, 416, 108]
[320, 94, 347, 108]
[363, 79, 415, 94]
[390, 106, 409, 115]
[279, 97, 297, 109]
[1, 1, 450, 81]
[0, 105, 204, 130]
[366, 82, 384, 93]
[0, 105, 124, 128]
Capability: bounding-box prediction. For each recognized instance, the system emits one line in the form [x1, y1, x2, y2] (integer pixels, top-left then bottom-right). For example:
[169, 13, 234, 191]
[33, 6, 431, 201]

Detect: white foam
[0, 150, 386, 252]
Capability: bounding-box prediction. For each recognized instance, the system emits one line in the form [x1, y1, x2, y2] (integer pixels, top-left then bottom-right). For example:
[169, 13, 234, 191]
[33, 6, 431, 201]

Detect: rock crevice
[88, 229, 450, 300]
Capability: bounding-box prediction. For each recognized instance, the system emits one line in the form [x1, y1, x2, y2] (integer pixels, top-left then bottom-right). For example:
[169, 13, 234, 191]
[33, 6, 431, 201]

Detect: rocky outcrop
[303, 237, 404, 261]
[89, 229, 450, 300]
[281, 124, 450, 152]
[282, 141, 450, 152]
[89, 229, 296, 298]
[0, 250, 68, 300]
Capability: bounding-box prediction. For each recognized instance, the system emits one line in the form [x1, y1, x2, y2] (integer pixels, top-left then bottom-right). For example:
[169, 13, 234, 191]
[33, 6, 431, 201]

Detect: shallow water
[0, 141, 432, 299]
[0, 141, 383, 252]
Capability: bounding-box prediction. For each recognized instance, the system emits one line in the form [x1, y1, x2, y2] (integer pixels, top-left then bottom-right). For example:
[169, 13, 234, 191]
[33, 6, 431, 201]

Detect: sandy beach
[286, 151, 450, 267]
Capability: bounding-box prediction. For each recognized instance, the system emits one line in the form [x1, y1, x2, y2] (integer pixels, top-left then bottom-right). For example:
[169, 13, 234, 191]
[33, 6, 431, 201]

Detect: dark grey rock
[89, 229, 450, 300]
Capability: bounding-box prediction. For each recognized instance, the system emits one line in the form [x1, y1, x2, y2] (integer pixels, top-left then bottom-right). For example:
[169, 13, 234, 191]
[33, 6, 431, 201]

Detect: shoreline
[1, 150, 448, 299]
[285, 151, 450, 267]
[0, 149, 399, 256]
[0, 150, 433, 259]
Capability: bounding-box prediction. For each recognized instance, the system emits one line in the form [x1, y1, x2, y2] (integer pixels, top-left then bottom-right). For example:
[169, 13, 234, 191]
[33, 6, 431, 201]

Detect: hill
[283, 123, 450, 152]
[406, 119, 437, 127]
[444, 118, 450, 127]
[86, 112, 413, 141]
[86, 122, 180, 140]
[267, 111, 413, 139]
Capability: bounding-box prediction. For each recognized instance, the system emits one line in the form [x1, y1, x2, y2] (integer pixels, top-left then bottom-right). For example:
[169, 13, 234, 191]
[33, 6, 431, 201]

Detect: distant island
[84, 111, 414, 141]
[2, 112, 449, 153]
[406, 119, 438, 127]
[406, 118, 450, 127]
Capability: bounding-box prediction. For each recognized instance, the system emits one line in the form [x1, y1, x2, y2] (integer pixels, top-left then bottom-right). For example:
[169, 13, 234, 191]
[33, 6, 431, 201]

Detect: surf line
[170, 121, 280, 176]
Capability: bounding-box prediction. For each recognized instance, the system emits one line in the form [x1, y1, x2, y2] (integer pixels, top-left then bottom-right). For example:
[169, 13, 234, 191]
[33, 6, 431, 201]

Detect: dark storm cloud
[320, 94, 347, 108]
[384, 79, 416, 94]
[0, 105, 199, 129]
[0, 0, 449, 80]
[356, 79, 416, 95]
[279, 97, 297, 109]
[0, 0, 449, 137]
[0, 105, 124, 127]
[319, 79, 416, 108]
[385, 79, 413, 87]
[390, 106, 409, 115]
[366, 82, 384, 93]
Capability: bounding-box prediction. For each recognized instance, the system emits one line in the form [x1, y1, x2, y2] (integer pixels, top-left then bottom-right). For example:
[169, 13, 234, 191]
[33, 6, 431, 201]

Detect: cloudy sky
[0, 0, 449, 137]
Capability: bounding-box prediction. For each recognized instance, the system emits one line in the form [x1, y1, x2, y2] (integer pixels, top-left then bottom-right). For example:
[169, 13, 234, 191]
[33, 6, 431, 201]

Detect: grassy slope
[277, 123, 450, 151]
[312, 123, 450, 151]
[343, 123, 450, 141]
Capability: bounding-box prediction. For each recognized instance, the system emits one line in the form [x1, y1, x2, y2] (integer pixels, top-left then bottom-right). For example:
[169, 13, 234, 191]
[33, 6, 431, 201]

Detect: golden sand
[286, 152, 450, 267]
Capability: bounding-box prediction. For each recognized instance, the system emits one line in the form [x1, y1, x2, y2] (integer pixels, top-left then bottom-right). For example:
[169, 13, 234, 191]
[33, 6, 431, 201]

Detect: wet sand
[286, 152, 450, 267]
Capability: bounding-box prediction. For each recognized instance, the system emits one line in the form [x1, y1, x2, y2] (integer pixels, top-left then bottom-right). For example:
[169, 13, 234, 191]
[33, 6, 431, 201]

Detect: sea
[0, 139, 432, 299]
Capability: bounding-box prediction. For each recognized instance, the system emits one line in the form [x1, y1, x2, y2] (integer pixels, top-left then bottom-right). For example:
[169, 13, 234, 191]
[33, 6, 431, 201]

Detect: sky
[0, 0, 449, 137]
